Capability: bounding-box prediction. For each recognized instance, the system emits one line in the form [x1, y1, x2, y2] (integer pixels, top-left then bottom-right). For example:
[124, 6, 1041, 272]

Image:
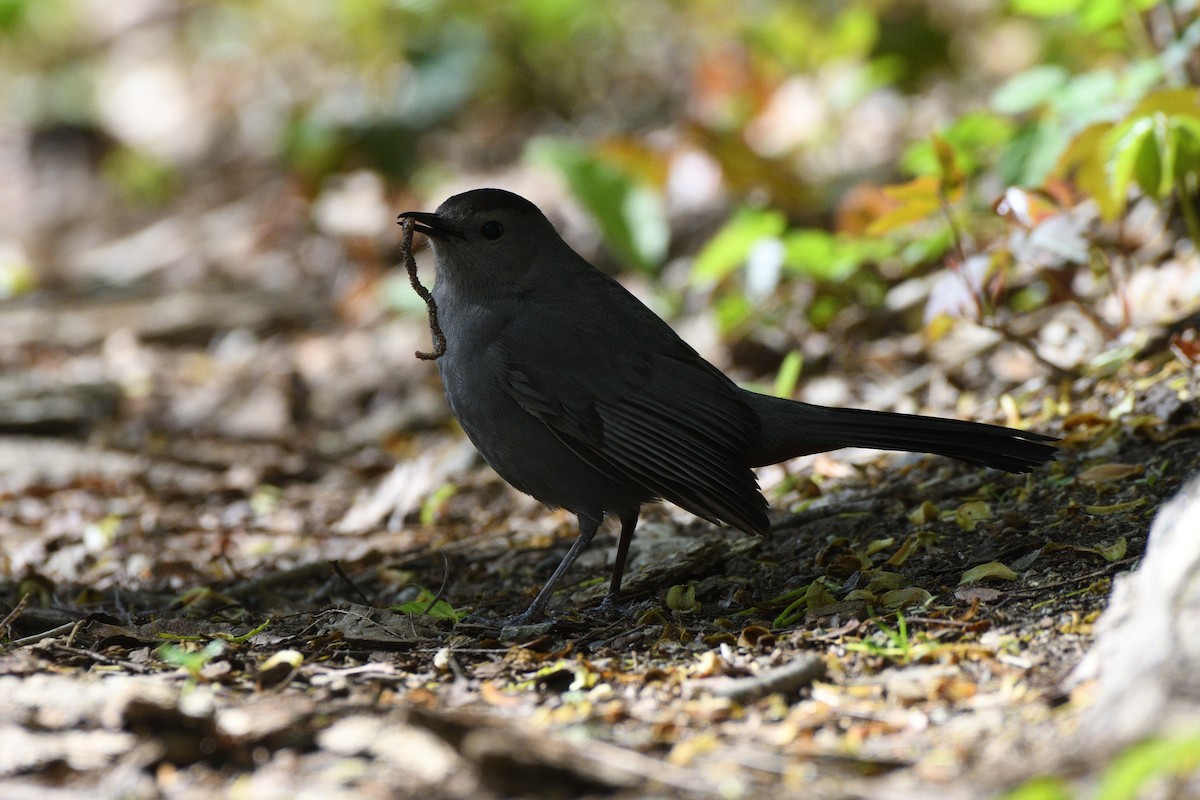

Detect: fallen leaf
[1078, 463, 1143, 484]
[959, 562, 1018, 585]
[954, 500, 992, 531]
[880, 587, 933, 609]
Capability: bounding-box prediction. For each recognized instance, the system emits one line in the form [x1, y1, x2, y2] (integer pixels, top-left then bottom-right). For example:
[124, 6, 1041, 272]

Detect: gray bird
[399, 188, 1057, 624]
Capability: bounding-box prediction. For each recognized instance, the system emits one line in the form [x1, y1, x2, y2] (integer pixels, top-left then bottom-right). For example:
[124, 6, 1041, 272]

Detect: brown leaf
[1078, 463, 1143, 484]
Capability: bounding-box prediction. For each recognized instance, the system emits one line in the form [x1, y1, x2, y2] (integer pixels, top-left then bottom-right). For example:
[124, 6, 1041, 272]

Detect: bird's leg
[506, 512, 602, 625]
[596, 510, 639, 616]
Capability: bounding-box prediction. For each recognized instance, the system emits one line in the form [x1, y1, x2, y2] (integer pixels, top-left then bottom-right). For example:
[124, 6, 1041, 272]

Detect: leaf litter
[1, 284, 1198, 799]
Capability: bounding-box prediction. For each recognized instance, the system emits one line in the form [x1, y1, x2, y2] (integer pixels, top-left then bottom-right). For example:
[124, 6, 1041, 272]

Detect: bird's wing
[497, 289, 769, 535]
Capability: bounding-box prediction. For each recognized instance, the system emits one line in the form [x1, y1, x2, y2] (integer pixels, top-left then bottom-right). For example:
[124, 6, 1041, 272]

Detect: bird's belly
[437, 361, 647, 517]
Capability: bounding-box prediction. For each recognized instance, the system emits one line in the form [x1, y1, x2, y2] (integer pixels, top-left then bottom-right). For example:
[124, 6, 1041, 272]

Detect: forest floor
[1, 268, 1196, 800]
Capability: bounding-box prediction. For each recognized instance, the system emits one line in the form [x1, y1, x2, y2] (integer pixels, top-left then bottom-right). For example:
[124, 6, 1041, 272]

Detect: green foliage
[902, 112, 1017, 179]
[420, 483, 458, 527]
[1011, 0, 1160, 32]
[1000, 730, 1200, 800]
[0, 0, 30, 31]
[783, 229, 893, 282]
[0, 0, 79, 52]
[0, 256, 35, 301]
[992, 61, 1164, 185]
[102, 148, 181, 208]
[771, 578, 837, 628]
[692, 207, 895, 333]
[1097, 732, 1200, 800]
[217, 618, 272, 645]
[844, 613, 961, 665]
[3, 0, 1195, 374]
[772, 350, 804, 399]
[1058, 88, 1200, 227]
[691, 208, 788, 286]
[390, 585, 465, 621]
[1000, 776, 1073, 800]
[157, 640, 226, 680]
[742, 3, 881, 74]
[529, 138, 669, 273]
[717, 0, 1195, 353]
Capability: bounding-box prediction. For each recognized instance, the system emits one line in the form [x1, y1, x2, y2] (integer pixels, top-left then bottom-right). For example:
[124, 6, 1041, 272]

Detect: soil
[2, 285, 1196, 799]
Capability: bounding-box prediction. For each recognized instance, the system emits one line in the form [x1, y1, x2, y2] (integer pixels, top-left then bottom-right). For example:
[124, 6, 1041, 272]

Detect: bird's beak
[397, 211, 463, 241]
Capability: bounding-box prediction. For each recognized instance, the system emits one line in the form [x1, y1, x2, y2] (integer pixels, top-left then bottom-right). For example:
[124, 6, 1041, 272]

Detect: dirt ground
[1, 268, 1196, 799]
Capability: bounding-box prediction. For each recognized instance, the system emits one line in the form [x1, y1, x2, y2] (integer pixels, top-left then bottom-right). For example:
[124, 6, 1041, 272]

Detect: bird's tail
[744, 392, 1058, 473]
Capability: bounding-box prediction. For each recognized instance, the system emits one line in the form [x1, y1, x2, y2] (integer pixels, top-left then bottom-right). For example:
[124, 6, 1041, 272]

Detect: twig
[330, 560, 373, 606]
[0, 593, 30, 640]
[997, 556, 1140, 603]
[708, 655, 828, 703]
[8, 621, 79, 648]
[988, 314, 1071, 379]
[226, 562, 330, 599]
[48, 642, 150, 673]
[937, 184, 983, 319]
[420, 552, 452, 615]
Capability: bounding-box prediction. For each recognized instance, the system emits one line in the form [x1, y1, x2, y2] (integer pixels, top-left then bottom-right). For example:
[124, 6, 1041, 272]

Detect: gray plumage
[400, 189, 1057, 623]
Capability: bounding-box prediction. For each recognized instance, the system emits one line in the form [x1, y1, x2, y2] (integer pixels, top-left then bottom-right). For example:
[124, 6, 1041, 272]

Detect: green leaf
[1106, 115, 1155, 211]
[393, 596, 461, 620]
[712, 293, 753, 334]
[420, 483, 457, 527]
[999, 775, 1073, 800]
[528, 138, 668, 272]
[157, 640, 226, 676]
[879, 587, 933, 609]
[902, 112, 1015, 178]
[783, 230, 838, 277]
[1010, 0, 1082, 17]
[1097, 733, 1200, 800]
[1000, 119, 1072, 186]
[1077, 0, 1126, 30]
[992, 65, 1069, 114]
[806, 294, 844, 330]
[0, 0, 34, 31]
[1132, 116, 1165, 198]
[1053, 69, 1120, 120]
[665, 583, 699, 612]
[865, 176, 945, 235]
[1010, 0, 1156, 28]
[1097, 536, 1128, 562]
[772, 578, 841, 627]
[959, 561, 1018, 584]
[932, 134, 964, 191]
[691, 207, 788, 286]
[390, 585, 465, 621]
[1129, 87, 1200, 120]
[782, 230, 889, 282]
[772, 350, 803, 399]
[1081, 0, 1160, 30]
[953, 500, 992, 531]
[1056, 121, 1117, 215]
[805, 579, 837, 611]
[1172, 120, 1200, 181]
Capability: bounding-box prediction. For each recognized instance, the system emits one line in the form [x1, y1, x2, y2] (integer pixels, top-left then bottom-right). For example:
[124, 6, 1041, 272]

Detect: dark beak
[397, 211, 463, 241]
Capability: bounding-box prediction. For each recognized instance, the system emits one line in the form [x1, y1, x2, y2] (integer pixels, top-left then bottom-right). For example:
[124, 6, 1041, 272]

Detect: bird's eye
[481, 220, 504, 240]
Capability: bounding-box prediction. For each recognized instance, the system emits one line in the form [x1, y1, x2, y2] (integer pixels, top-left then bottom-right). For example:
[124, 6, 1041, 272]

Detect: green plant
[390, 585, 465, 621]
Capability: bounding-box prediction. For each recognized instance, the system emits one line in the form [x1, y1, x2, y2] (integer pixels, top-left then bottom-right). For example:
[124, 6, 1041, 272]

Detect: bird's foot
[588, 594, 652, 622]
[496, 609, 558, 639]
[593, 595, 624, 618]
[456, 609, 556, 639]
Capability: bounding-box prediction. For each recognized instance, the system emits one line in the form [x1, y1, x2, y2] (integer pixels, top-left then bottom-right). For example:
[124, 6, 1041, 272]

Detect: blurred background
[4, 7, 1200, 792]
[1, 0, 1197, 468]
